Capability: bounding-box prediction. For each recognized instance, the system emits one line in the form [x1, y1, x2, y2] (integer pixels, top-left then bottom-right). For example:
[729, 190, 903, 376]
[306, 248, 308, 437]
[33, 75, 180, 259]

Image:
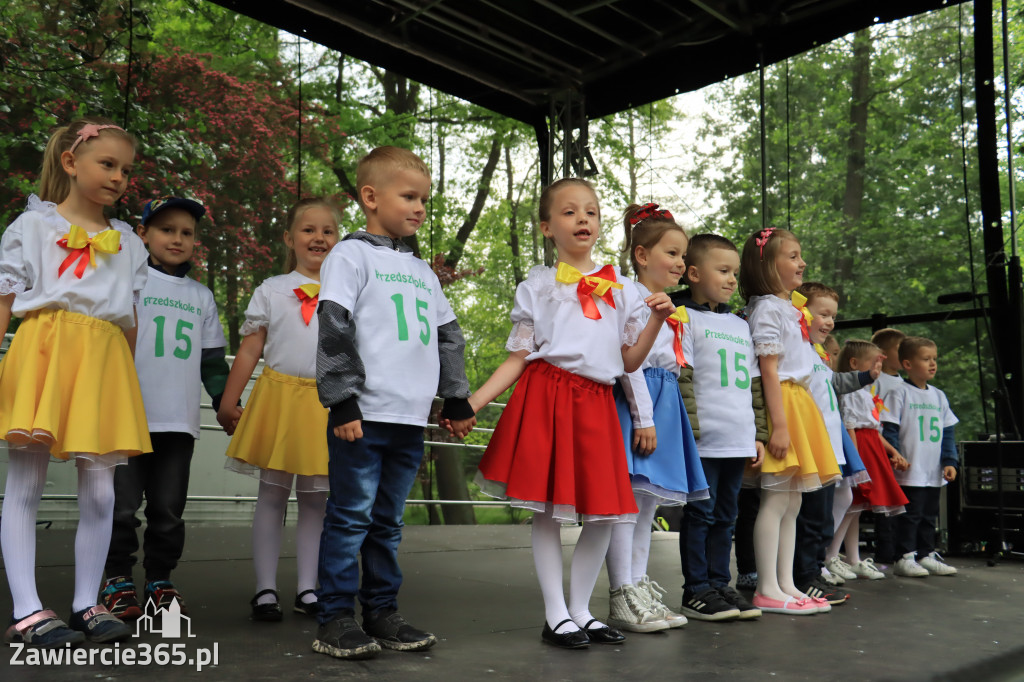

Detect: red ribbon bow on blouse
[665, 306, 689, 367]
[555, 262, 623, 320]
[791, 291, 812, 342]
[56, 225, 122, 279]
[869, 384, 889, 421]
[293, 283, 320, 325]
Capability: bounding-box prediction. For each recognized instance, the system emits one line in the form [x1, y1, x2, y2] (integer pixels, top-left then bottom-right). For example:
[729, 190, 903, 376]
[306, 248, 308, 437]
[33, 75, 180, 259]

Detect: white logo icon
[134, 599, 196, 639]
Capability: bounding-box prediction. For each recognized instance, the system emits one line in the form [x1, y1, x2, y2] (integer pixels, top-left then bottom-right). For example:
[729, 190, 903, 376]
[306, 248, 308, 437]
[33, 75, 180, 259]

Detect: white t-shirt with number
[807, 349, 847, 465]
[882, 382, 959, 487]
[875, 372, 904, 403]
[135, 269, 226, 437]
[241, 271, 321, 378]
[505, 264, 644, 385]
[319, 237, 455, 427]
[680, 308, 760, 458]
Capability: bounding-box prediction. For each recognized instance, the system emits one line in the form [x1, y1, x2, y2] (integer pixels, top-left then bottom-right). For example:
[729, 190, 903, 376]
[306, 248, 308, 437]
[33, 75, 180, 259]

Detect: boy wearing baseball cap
[101, 197, 230, 619]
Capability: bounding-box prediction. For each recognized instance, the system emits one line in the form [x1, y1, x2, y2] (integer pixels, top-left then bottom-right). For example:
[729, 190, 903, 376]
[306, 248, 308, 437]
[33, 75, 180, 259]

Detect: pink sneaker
[751, 593, 818, 616]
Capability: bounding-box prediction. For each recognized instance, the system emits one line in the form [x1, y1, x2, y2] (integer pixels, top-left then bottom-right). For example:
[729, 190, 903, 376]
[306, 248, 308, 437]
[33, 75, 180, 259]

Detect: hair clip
[755, 227, 776, 260]
[629, 202, 674, 227]
[69, 123, 126, 154]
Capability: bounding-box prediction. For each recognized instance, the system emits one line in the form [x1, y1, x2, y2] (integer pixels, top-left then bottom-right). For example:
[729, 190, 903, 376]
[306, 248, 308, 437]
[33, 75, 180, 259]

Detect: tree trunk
[836, 28, 872, 302]
[225, 264, 240, 353]
[444, 134, 502, 269]
[506, 145, 524, 285]
[620, 110, 639, 274]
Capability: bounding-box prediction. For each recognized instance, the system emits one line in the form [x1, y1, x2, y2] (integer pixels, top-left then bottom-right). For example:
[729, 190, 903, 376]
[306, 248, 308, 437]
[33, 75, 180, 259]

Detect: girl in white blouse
[217, 198, 339, 622]
[471, 178, 673, 649]
[739, 227, 840, 616]
[0, 118, 149, 646]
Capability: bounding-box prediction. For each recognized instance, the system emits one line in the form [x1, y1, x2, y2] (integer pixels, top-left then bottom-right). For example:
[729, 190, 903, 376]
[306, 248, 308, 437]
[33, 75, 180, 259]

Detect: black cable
[958, 2, 990, 433]
[785, 58, 792, 230]
[758, 50, 768, 230]
[122, 0, 133, 131]
[297, 37, 303, 199]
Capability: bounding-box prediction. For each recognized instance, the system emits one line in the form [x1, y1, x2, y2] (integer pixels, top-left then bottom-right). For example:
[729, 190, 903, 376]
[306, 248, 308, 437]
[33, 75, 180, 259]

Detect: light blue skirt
[614, 367, 709, 505]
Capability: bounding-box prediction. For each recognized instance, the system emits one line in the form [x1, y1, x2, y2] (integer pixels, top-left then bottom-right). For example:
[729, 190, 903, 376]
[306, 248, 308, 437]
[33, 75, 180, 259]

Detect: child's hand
[943, 465, 957, 482]
[869, 354, 885, 381]
[447, 416, 477, 439]
[768, 426, 790, 460]
[644, 292, 675, 321]
[633, 426, 657, 456]
[334, 419, 363, 442]
[890, 451, 909, 472]
[751, 441, 765, 468]
[217, 405, 243, 436]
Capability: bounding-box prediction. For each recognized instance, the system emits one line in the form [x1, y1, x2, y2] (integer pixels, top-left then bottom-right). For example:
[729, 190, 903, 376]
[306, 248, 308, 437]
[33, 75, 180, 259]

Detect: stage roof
[211, 0, 966, 125]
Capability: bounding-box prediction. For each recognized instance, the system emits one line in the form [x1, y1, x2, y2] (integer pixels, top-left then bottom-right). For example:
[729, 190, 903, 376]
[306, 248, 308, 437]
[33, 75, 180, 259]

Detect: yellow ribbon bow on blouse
[555, 262, 623, 320]
[56, 225, 121, 279]
[665, 306, 689, 367]
[791, 291, 813, 342]
[814, 343, 830, 362]
[293, 283, 321, 326]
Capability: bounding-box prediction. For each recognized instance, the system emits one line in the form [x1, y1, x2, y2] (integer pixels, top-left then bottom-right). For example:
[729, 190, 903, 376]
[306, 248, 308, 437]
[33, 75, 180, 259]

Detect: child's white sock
[73, 458, 116, 613]
[532, 510, 576, 633]
[253, 472, 292, 604]
[568, 522, 613, 629]
[295, 480, 326, 602]
[631, 495, 660, 585]
[1, 448, 48, 618]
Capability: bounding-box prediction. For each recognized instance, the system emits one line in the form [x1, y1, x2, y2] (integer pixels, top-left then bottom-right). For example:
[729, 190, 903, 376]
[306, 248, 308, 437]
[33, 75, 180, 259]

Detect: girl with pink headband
[0, 118, 149, 646]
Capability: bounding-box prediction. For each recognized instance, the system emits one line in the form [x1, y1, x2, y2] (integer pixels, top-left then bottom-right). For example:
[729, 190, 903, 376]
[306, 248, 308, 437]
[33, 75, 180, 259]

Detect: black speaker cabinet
[947, 441, 1024, 554]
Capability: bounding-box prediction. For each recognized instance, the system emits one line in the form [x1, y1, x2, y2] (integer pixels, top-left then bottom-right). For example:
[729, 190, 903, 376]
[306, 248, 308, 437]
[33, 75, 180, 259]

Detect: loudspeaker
[948, 441, 1024, 554]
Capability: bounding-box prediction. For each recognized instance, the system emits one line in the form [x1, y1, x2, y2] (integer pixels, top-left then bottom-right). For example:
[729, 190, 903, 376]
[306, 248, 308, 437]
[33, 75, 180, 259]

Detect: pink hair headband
[69, 124, 126, 154]
[755, 226, 776, 260]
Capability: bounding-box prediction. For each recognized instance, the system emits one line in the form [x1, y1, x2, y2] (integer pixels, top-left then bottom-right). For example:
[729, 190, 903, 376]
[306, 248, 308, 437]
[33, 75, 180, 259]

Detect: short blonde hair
[355, 146, 430, 210]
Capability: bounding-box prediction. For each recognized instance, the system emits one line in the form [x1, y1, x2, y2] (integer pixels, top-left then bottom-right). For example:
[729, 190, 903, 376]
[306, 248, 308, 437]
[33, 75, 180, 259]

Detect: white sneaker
[894, 552, 930, 578]
[608, 584, 671, 632]
[851, 558, 886, 580]
[825, 556, 858, 581]
[637, 575, 687, 628]
[820, 568, 845, 586]
[918, 552, 958, 576]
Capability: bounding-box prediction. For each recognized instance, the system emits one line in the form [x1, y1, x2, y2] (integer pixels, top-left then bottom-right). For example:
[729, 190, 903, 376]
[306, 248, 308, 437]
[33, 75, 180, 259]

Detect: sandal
[69, 604, 132, 643]
[250, 589, 282, 622]
[293, 589, 319, 616]
[5, 609, 86, 647]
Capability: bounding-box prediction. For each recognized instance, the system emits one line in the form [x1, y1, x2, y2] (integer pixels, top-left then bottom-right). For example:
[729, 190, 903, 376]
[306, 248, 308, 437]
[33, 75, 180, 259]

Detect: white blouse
[241, 271, 321, 378]
[0, 195, 148, 329]
[746, 294, 816, 388]
[617, 281, 672, 428]
[840, 383, 882, 431]
[506, 264, 644, 385]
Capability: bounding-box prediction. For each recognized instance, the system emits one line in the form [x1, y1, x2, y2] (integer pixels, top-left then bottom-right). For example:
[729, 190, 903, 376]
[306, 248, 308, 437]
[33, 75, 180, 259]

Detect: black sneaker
[362, 609, 437, 651]
[101, 576, 143, 620]
[312, 614, 381, 660]
[144, 580, 188, 616]
[800, 578, 849, 605]
[680, 588, 741, 621]
[717, 586, 761, 620]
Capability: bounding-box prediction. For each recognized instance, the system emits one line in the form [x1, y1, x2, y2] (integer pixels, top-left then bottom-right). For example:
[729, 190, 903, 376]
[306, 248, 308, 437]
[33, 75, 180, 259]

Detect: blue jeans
[317, 421, 424, 622]
[679, 457, 747, 596]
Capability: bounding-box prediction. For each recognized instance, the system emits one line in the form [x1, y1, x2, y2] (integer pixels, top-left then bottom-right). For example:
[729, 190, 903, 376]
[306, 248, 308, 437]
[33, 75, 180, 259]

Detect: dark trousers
[873, 513, 897, 563]
[317, 421, 424, 622]
[679, 457, 747, 595]
[794, 483, 836, 586]
[734, 488, 760, 575]
[106, 432, 195, 582]
[895, 486, 941, 559]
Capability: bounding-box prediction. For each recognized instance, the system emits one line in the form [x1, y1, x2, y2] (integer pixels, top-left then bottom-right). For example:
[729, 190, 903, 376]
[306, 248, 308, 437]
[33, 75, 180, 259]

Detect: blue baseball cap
[140, 196, 206, 225]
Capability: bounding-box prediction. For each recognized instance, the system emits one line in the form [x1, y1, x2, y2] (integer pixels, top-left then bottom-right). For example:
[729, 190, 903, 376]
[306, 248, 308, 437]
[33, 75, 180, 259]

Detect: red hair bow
[756, 227, 776, 260]
[629, 203, 674, 227]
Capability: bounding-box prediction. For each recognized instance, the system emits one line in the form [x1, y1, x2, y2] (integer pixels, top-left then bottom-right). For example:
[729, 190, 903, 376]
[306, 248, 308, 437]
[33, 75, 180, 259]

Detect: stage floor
[3, 524, 1024, 681]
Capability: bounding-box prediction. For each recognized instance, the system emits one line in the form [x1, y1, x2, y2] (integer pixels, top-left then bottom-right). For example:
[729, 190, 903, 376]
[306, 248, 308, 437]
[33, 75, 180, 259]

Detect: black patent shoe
[583, 618, 625, 644]
[250, 589, 283, 622]
[541, 619, 589, 649]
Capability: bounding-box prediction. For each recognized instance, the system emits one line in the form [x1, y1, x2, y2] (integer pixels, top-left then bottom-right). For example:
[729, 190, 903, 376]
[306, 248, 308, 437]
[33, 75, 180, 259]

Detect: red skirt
[475, 360, 639, 523]
[851, 429, 907, 515]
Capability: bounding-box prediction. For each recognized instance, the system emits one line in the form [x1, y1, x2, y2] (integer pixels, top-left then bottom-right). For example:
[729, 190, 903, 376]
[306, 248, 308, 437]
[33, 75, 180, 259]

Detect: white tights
[753, 489, 803, 601]
[252, 471, 327, 605]
[606, 494, 659, 589]
[827, 511, 862, 565]
[532, 510, 613, 633]
[1, 448, 116, 617]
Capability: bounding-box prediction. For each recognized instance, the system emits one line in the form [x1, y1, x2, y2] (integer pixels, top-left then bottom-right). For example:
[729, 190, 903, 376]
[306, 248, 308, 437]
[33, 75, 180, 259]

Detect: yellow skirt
[0, 309, 151, 459]
[225, 366, 329, 479]
[758, 381, 841, 492]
